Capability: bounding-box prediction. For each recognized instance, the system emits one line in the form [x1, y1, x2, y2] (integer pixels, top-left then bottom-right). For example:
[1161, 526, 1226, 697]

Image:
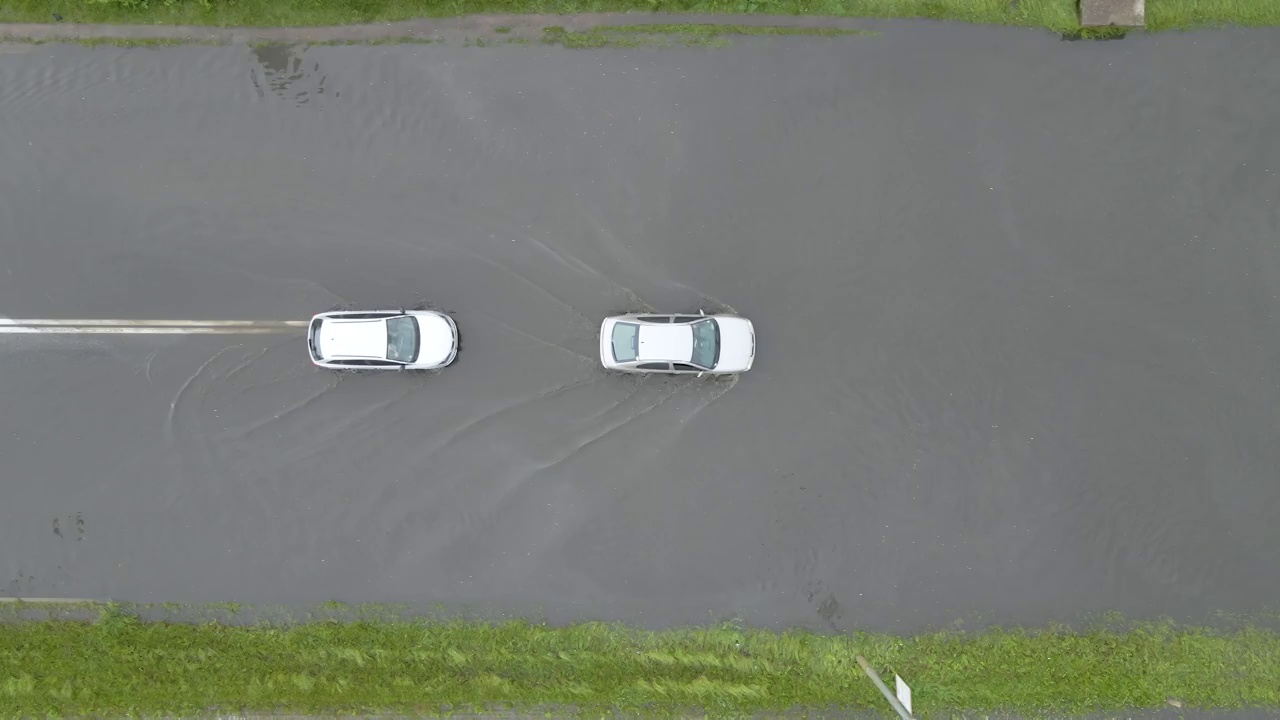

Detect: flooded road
[1, 26, 1279, 632]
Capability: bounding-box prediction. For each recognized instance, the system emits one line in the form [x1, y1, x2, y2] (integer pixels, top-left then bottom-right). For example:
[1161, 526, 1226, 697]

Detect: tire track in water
[521, 380, 685, 476]
[460, 208, 655, 314]
[376, 378, 688, 586]
[161, 340, 343, 524]
[449, 245, 598, 327]
[461, 377, 742, 602]
[569, 374, 649, 427]
[158, 345, 254, 511]
[221, 346, 275, 383]
[219, 375, 343, 442]
[163, 346, 238, 447]
[359, 375, 628, 563]
[294, 371, 613, 548]
[465, 307, 596, 365]
[273, 384, 423, 464]
[206, 258, 352, 308]
[570, 198, 740, 316]
[402, 373, 605, 468]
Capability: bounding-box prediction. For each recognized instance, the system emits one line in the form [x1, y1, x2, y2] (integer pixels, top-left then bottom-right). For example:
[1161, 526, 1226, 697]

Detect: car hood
[714, 316, 755, 372]
[414, 313, 456, 365]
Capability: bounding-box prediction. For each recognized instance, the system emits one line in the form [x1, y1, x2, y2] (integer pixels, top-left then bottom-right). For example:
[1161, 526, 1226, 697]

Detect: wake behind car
[308, 310, 458, 370]
[599, 312, 755, 375]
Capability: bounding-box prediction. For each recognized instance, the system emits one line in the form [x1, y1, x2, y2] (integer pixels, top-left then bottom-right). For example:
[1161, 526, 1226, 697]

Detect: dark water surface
[1, 25, 1278, 632]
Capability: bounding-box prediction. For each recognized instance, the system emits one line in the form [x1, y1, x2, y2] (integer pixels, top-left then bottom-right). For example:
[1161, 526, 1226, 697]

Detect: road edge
[0, 12, 885, 44]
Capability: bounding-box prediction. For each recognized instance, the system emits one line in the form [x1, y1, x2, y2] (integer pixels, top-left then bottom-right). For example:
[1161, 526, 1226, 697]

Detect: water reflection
[249, 44, 329, 105]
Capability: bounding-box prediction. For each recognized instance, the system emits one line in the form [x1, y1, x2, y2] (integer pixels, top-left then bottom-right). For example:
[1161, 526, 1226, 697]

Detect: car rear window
[611, 322, 639, 362]
[308, 318, 323, 359]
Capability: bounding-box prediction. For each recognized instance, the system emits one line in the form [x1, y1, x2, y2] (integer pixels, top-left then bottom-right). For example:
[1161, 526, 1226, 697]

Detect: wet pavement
[1, 25, 1279, 632]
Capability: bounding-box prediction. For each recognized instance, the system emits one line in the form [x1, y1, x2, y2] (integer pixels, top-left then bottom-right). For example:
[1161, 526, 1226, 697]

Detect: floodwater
[1, 25, 1278, 632]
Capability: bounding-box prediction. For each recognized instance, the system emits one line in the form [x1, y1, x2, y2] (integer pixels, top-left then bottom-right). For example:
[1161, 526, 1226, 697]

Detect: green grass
[1149, 0, 1280, 28]
[2, 604, 1279, 716]
[0, 0, 1276, 32]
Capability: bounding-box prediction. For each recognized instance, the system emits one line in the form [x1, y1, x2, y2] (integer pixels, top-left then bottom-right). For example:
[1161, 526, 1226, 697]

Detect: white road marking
[0, 319, 308, 327]
[0, 326, 301, 334]
[0, 319, 308, 334]
[0, 597, 101, 603]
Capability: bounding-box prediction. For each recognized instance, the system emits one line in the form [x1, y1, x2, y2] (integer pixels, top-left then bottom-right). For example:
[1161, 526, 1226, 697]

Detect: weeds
[1, 607, 1278, 716]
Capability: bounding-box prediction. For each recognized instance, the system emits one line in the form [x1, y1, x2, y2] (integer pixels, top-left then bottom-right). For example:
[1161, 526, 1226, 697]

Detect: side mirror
[697, 372, 704, 378]
[699, 309, 705, 316]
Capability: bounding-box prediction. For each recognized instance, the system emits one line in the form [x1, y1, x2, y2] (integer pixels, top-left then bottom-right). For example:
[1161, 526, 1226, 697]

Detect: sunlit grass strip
[600, 22, 868, 34]
[1, 604, 1278, 716]
[541, 23, 870, 47]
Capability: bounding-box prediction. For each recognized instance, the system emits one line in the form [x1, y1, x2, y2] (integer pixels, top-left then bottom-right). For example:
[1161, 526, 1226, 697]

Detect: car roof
[318, 317, 387, 360]
[636, 324, 694, 363]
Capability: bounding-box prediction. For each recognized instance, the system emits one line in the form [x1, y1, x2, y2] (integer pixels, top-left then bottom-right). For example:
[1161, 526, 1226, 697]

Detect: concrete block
[1080, 0, 1145, 27]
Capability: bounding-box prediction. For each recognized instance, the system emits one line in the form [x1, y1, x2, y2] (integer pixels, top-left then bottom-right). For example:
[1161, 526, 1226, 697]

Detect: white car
[599, 312, 755, 375]
[307, 310, 458, 370]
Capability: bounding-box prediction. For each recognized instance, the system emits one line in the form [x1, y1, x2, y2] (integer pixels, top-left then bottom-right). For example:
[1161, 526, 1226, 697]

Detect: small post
[856, 655, 914, 720]
[895, 674, 913, 716]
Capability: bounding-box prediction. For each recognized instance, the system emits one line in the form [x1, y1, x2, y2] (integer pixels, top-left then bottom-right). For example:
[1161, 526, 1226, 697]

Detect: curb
[0, 13, 879, 44]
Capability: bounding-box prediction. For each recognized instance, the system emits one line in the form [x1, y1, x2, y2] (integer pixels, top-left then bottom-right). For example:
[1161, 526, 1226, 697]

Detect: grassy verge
[0, 0, 1276, 32]
[2, 604, 1278, 716]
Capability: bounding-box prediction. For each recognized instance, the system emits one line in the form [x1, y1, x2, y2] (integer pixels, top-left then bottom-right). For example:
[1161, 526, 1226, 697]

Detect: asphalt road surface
[2, 25, 1279, 632]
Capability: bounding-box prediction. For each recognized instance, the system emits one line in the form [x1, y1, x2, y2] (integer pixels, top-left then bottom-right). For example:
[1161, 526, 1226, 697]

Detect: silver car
[599, 312, 755, 375]
[307, 309, 458, 370]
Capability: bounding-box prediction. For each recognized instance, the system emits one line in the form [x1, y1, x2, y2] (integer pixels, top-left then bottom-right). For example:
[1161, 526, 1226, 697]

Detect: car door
[671, 363, 705, 375]
[635, 362, 671, 373]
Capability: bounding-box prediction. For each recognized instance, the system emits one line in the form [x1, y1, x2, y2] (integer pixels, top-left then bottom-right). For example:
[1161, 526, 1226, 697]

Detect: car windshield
[386, 316, 418, 363]
[691, 319, 719, 369]
[611, 322, 639, 362]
